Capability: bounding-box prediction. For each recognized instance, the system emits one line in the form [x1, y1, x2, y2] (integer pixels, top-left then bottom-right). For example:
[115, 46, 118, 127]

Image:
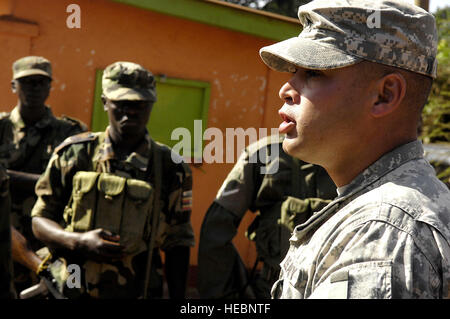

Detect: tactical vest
[63, 171, 154, 256]
[246, 158, 334, 271]
[52, 135, 164, 298]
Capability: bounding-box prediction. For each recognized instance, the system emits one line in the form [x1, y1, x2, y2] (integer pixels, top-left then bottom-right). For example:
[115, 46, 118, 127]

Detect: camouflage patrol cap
[102, 61, 157, 102]
[259, 0, 438, 78]
[12, 56, 52, 80]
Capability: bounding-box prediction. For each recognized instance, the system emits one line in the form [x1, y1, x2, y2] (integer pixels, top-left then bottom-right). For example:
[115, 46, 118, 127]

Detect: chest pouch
[64, 171, 100, 232]
[120, 178, 153, 254]
[95, 173, 126, 236]
[64, 171, 154, 255]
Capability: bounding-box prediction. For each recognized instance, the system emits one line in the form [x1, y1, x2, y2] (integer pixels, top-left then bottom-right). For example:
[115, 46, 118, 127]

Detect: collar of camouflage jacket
[340, 140, 424, 197]
[94, 126, 152, 173]
[10, 105, 55, 131]
[290, 140, 425, 243]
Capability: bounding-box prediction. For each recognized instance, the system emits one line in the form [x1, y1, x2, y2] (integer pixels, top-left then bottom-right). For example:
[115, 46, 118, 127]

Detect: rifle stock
[19, 274, 67, 299]
[19, 280, 47, 299]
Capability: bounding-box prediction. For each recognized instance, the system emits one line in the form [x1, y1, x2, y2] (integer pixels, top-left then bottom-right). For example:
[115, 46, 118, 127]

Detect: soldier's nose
[279, 81, 300, 105]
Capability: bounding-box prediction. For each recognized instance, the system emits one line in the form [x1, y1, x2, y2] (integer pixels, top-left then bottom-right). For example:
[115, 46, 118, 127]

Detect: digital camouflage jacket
[273, 140, 450, 299]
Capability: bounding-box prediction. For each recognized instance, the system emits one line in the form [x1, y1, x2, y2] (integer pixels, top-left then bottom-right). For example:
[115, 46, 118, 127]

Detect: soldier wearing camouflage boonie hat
[12, 56, 52, 80]
[102, 61, 157, 102]
[260, 0, 438, 78]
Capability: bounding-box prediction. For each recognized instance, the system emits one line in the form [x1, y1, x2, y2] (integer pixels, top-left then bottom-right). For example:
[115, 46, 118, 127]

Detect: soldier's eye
[305, 70, 323, 79]
[112, 101, 125, 109]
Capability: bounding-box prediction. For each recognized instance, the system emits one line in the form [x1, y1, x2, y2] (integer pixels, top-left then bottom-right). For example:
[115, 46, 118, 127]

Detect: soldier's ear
[101, 94, 108, 111]
[370, 72, 406, 118]
[11, 80, 17, 93]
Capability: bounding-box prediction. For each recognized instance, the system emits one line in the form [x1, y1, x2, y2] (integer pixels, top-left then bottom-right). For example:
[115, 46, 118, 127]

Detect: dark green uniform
[0, 106, 86, 234]
[0, 106, 86, 291]
[198, 135, 337, 298]
[31, 129, 194, 298]
[0, 165, 14, 299]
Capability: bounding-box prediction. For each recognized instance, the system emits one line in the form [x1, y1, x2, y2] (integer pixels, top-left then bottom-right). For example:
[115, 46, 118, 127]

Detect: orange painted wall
[0, 0, 291, 268]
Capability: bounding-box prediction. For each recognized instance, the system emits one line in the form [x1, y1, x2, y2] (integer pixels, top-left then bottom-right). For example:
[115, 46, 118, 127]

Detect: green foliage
[436, 163, 450, 189]
[421, 7, 450, 143]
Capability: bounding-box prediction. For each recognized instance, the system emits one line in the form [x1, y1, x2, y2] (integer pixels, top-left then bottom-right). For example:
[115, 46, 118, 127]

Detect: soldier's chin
[120, 124, 145, 137]
[25, 97, 46, 106]
[282, 139, 295, 155]
[119, 125, 138, 136]
[282, 138, 304, 159]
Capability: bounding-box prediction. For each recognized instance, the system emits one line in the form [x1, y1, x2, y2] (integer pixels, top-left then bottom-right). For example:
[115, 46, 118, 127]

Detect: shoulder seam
[54, 131, 99, 154]
[57, 115, 88, 131]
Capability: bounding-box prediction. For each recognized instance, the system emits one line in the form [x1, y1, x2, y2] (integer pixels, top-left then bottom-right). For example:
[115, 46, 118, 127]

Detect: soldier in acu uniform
[259, 0, 450, 298]
[198, 135, 336, 298]
[31, 61, 194, 299]
[0, 56, 86, 292]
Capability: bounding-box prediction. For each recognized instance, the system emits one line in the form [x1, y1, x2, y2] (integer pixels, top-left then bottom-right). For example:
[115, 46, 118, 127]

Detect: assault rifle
[19, 275, 66, 299]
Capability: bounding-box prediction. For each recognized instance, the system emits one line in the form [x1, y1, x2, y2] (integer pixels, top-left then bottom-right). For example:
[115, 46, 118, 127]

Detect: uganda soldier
[198, 135, 336, 298]
[0, 56, 86, 293]
[31, 61, 195, 299]
[0, 164, 15, 299]
[259, 0, 450, 298]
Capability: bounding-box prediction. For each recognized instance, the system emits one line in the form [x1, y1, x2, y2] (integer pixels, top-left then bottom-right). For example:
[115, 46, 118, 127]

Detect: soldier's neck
[108, 130, 144, 159]
[17, 102, 47, 126]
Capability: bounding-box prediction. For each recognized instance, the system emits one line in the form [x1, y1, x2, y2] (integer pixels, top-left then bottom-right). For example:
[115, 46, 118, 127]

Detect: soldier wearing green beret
[0, 56, 87, 293]
[259, 0, 450, 298]
[198, 135, 336, 298]
[31, 61, 195, 299]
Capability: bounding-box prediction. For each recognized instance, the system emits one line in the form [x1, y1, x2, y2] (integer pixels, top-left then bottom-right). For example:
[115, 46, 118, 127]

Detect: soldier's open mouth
[278, 112, 296, 134]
